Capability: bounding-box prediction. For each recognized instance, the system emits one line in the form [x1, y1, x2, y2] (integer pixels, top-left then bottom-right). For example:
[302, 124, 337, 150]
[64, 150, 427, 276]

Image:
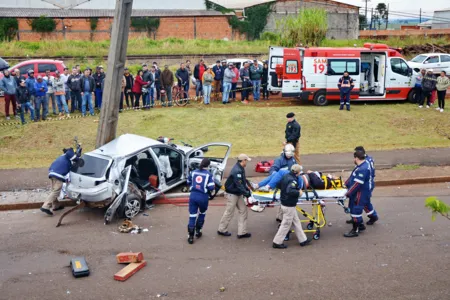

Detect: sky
[337, 0, 450, 18]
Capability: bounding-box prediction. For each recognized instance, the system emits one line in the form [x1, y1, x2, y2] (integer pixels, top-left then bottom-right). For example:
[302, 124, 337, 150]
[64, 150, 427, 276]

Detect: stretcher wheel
[313, 232, 320, 240]
[181, 186, 189, 193]
[306, 222, 314, 230]
[344, 207, 351, 214]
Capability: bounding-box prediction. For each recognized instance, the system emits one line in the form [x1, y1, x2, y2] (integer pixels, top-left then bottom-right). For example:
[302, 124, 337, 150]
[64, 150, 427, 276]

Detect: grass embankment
[0, 37, 448, 58]
[0, 102, 449, 169]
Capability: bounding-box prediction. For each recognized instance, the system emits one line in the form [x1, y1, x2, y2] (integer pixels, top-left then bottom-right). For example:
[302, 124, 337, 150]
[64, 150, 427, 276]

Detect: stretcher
[251, 188, 349, 240]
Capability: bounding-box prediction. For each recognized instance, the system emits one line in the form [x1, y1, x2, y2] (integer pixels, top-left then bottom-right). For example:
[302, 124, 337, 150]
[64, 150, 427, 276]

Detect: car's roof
[417, 53, 449, 56]
[14, 59, 64, 64]
[91, 134, 162, 158]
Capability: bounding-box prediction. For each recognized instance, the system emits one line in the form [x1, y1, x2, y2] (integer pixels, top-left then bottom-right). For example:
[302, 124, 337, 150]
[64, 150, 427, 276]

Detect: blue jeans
[19, 102, 35, 124]
[35, 95, 48, 120]
[229, 82, 237, 99]
[252, 80, 261, 100]
[47, 93, 56, 114]
[56, 94, 69, 114]
[95, 88, 103, 108]
[222, 82, 232, 103]
[143, 92, 150, 108]
[150, 88, 156, 107]
[203, 85, 212, 104]
[188, 192, 209, 230]
[82, 92, 94, 116]
[195, 80, 203, 97]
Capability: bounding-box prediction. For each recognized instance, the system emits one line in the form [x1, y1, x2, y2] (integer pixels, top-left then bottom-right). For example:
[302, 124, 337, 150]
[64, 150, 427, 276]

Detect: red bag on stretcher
[255, 160, 274, 173]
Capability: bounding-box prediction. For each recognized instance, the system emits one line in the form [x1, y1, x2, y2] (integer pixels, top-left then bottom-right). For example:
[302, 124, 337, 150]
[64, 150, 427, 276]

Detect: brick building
[0, 8, 240, 41]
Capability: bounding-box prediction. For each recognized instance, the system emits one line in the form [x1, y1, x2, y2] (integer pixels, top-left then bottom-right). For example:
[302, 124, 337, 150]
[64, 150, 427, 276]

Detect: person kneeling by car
[187, 158, 216, 244]
[272, 164, 311, 249]
[41, 148, 80, 216]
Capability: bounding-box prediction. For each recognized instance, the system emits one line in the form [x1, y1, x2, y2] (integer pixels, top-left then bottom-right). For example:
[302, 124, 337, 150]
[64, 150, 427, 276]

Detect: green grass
[0, 38, 270, 57]
[0, 37, 448, 59]
[1, 102, 449, 169]
[393, 164, 421, 171]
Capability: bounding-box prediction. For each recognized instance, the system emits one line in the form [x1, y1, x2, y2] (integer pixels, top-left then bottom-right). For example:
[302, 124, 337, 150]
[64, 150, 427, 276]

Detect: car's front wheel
[121, 193, 141, 219]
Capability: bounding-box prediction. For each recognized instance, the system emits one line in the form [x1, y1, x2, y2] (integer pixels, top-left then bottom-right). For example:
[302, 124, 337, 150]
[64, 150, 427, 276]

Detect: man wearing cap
[272, 164, 311, 249]
[222, 63, 236, 104]
[284, 112, 301, 163]
[93, 66, 105, 109]
[16, 79, 35, 124]
[25, 70, 36, 113]
[250, 59, 263, 101]
[34, 75, 49, 121]
[218, 154, 253, 239]
[40, 148, 81, 216]
[212, 60, 224, 101]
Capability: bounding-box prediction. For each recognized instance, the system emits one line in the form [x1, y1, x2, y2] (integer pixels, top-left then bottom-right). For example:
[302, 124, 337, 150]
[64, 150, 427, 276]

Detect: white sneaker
[418, 105, 423, 108]
[436, 107, 440, 111]
[440, 109, 444, 113]
[426, 105, 430, 109]
[6, 116, 10, 120]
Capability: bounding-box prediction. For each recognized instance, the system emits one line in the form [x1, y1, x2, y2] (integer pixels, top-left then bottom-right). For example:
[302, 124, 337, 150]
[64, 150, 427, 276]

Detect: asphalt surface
[1, 147, 450, 191]
[0, 184, 449, 300]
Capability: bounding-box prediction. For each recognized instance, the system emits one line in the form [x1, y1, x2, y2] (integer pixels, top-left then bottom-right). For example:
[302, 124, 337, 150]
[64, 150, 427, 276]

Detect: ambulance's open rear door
[268, 46, 283, 92]
[281, 48, 302, 98]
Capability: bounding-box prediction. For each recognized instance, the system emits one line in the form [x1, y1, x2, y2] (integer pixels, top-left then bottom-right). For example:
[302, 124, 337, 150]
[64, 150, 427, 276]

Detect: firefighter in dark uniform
[218, 154, 252, 239]
[272, 164, 311, 249]
[338, 71, 354, 111]
[284, 112, 301, 164]
[187, 158, 215, 244]
[344, 150, 372, 237]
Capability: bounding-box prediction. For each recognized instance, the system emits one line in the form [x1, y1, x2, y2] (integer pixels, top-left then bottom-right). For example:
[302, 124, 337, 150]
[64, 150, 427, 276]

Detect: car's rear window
[72, 154, 110, 178]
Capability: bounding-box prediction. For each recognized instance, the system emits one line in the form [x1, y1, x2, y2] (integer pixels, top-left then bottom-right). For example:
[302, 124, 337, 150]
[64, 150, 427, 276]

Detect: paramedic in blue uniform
[338, 71, 354, 111]
[40, 148, 79, 216]
[272, 164, 311, 249]
[344, 150, 372, 237]
[351, 146, 379, 225]
[187, 158, 215, 244]
[284, 112, 301, 163]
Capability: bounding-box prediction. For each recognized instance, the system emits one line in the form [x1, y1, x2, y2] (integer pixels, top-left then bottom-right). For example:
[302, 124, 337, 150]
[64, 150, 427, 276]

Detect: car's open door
[104, 166, 131, 224]
[184, 143, 232, 199]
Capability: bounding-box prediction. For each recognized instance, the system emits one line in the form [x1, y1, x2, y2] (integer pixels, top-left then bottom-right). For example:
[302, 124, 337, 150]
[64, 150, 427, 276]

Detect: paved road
[0, 184, 449, 300]
[1, 147, 449, 191]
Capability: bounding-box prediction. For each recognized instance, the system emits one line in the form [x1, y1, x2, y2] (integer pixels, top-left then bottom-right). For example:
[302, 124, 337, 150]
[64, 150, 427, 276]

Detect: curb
[1, 176, 449, 212]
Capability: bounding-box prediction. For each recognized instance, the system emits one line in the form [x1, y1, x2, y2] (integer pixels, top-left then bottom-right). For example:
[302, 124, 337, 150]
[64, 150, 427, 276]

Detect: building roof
[210, 0, 359, 10]
[0, 7, 233, 18]
[210, 0, 275, 9]
[434, 8, 450, 12]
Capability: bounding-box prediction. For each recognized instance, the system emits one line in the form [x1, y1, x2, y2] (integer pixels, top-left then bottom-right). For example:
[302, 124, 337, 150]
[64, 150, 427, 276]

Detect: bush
[131, 17, 160, 38]
[277, 8, 328, 47]
[260, 31, 280, 43]
[30, 16, 56, 33]
[425, 197, 450, 221]
[0, 18, 18, 41]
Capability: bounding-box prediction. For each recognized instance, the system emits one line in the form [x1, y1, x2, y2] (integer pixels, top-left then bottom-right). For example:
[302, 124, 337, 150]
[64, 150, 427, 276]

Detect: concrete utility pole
[96, 0, 133, 148]
[363, 0, 371, 26]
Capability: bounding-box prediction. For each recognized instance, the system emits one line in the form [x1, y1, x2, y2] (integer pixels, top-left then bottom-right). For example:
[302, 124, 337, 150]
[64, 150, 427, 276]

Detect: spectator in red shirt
[132, 70, 149, 109]
[229, 63, 240, 101]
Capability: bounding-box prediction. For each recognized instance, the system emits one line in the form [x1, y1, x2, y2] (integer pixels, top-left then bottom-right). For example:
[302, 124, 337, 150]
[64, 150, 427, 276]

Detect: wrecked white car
[58, 134, 231, 226]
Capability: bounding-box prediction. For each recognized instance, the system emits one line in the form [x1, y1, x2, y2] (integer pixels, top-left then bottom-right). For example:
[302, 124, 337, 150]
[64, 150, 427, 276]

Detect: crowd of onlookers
[415, 69, 450, 112]
[0, 58, 271, 124]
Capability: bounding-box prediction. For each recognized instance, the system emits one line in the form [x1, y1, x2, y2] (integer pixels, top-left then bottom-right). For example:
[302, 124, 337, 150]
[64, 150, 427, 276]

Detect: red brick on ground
[116, 252, 144, 264]
[114, 261, 147, 282]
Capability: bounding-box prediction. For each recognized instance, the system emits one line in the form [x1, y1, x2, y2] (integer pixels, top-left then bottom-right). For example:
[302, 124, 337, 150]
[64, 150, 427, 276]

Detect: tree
[425, 197, 450, 221]
[374, 3, 388, 29]
[359, 14, 368, 29]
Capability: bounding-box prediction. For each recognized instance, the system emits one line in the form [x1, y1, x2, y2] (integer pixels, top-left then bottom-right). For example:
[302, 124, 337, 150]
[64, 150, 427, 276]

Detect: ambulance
[267, 43, 417, 105]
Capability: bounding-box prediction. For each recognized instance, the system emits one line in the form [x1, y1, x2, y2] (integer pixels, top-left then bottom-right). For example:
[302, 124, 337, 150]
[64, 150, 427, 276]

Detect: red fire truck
[267, 43, 418, 105]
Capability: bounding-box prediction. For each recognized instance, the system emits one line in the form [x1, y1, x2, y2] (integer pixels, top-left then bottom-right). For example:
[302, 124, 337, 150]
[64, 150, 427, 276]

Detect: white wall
[0, 0, 207, 9]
